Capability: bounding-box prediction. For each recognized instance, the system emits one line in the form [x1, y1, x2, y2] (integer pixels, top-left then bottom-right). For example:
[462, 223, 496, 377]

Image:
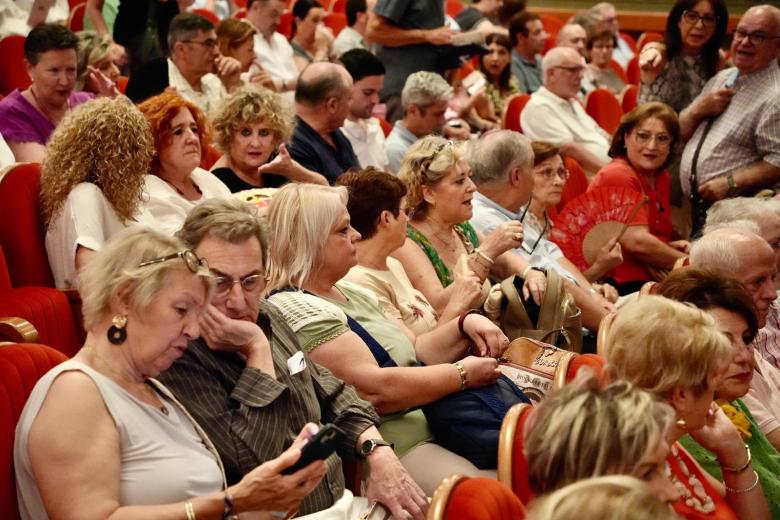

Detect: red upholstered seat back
[511, 406, 535, 505]
[0, 248, 12, 293]
[608, 60, 628, 83]
[551, 157, 589, 220]
[0, 35, 31, 95]
[626, 55, 640, 85]
[324, 12, 348, 36]
[585, 88, 623, 135]
[0, 164, 55, 288]
[621, 84, 638, 113]
[502, 93, 531, 133]
[566, 353, 607, 384]
[444, 477, 526, 520]
[0, 343, 68, 520]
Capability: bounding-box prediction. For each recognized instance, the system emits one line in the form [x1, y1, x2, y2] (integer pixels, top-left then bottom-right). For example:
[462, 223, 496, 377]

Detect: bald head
[295, 62, 353, 107]
[556, 23, 587, 57]
[542, 46, 585, 98]
[732, 5, 780, 75]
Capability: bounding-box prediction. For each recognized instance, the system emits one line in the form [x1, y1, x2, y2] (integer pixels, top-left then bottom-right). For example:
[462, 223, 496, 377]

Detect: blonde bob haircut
[397, 135, 467, 220]
[265, 183, 348, 292]
[605, 295, 731, 398]
[524, 375, 674, 495]
[526, 475, 678, 520]
[79, 227, 213, 330]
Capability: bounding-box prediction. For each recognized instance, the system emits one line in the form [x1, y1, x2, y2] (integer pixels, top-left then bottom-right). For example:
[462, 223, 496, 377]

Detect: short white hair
[690, 226, 765, 273]
[401, 71, 453, 111]
[704, 197, 780, 233]
[541, 46, 580, 77]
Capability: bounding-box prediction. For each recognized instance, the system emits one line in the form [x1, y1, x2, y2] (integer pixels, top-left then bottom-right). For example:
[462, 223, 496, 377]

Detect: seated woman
[474, 33, 519, 124]
[605, 295, 771, 519]
[75, 31, 121, 94]
[265, 183, 510, 494]
[289, 0, 333, 72]
[589, 102, 689, 295]
[656, 269, 780, 517]
[584, 28, 626, 95]
[215, 18, 277, 92]
[139, 91, 231, 235]
[525, 377, 679, 502]
[42, 98, 154, 289]
[15, 227, 327, 519]
[339, 168, 481, 336]
[210, 85, 327, 191]
[393, 136, 547, 316]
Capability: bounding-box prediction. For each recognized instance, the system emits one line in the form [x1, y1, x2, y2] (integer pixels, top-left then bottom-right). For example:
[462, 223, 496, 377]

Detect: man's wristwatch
[359, 439, 394, 459]
[726, 173, 739, 197]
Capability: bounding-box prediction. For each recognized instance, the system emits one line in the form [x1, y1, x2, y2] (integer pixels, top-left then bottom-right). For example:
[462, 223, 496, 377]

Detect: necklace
[668, 444, 716, 514]
[158, 175, 202, 199]
[425, 217, 462, 254]
[144, 382, 169, 416]
[28, 86, 71, 125]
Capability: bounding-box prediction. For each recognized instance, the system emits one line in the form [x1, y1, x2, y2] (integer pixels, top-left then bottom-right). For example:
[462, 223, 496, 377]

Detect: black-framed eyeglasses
[682, 10, 718, 28]
[733, 28, 780, 46]
[631, 130, 672, 148]
[553, 65, 585, 75]
[213, 273, 265, 296]
[138, 250, 208, 273]
[181, 38, 219, 48]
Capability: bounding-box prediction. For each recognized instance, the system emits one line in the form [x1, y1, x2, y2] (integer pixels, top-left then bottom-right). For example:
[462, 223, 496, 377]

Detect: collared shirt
[510, 50, 543, 94]
[251, 31, 298, 105]
[385, 121, 417, 173]
[158, 300, 379, 516]
[743, 352, 780, 438]
[341, 117, 390, 170]
[470, 191, 578, 284]
[167, 59, 225, 116]
[333, 26, 367, 56]
[521, 86, 611, 166]
[289, 116, 360, 183]
[753, 298, 780, 370]
[612, 36, 635, 69]
[680, 62, 780, 198]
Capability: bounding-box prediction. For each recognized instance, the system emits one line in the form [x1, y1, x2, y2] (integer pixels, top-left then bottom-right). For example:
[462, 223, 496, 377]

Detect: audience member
[386, 71, 452, 173]
[656, 269, 780, 517]
[498, 0, 527, 27]
[556, 23, 588, 58]
[588, 102, 689, 294]
[216, 18, 275, 90]
[606, 295, 771, 519]
[125, 13, 242, 114]
[139, 91, 231, 235]
[468, 132, 613, 331]
[589, 2, 635, 68]
[394, 136, 548, 315]
[508, 11, 549, 94]
[245, 0, 299, 101]
[111, 0, 186, 74]
[0, 24, 94, 163]
[160, 198, 425, 518]
[339, 49, 389, 170]
[289, 62, 360, 183]
[639, 0, 728, 114]
[74, 31, 121, 94]
[15, 227, 327, 520]
[680, 5, 780, 233]
[0, 0, 69, 38]
[85, 0, 122, 44]
[42, 98, 154, 289]
[265, 183, 508, 495]
[476, 33, 520, 122]
[521, 47, 611, 175]
[454, 0, 507, 36]
[210, 85, 326, 190]
[290, 0, 333, 72]
[584, 28, 626, 95]
[333, 0, 373, 56]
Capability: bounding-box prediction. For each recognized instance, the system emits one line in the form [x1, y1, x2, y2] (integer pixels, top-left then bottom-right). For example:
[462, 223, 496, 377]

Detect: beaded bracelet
[458, 309, 483, 337]
[725, 470, 760, 494]
[721, 444, 752, 473]
[453, 362, 468, 390]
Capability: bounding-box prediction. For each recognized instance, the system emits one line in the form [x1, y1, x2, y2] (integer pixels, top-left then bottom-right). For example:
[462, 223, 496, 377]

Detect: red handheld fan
[549, 187, 648, 272]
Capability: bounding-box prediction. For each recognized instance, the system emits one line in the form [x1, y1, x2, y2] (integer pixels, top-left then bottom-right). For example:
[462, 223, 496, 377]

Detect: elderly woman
[589, 102, 689, 295]
[393, 136, 547, 316]
[210, 85, 327, 190]
[15, 227, 327, 519]
[605, 295, 771, 519]
[656, 269, 780, 517]
[339, 168, 481, 336]
[584, 28, 626, 95]
[75, 31, 121, 94]
[139, 91, 231, 235]
[265, 183, 511, 494]
[42, 98, 154, 289]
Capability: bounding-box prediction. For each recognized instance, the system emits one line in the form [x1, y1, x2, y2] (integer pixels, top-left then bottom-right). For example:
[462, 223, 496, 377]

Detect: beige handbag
[359, 502, 392, 520]
[498, 337, 576, 403]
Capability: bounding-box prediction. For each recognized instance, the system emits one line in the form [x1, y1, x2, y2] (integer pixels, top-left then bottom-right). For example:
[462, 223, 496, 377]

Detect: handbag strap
[500, 275, 534, 330]
[536, 269, 563, 332]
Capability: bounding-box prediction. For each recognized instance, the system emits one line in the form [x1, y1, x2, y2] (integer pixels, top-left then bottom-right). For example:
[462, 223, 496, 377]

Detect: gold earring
[107, 315, 127, 345]
[676, 417, 687, 429]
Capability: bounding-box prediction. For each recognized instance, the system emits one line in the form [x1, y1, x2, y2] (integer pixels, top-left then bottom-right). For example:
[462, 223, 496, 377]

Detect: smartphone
[281, 424, 346, 475]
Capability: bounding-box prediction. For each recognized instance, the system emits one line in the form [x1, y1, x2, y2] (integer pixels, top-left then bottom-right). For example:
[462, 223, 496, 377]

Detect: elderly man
[468, 130, 616, 334]
[589, 2, 634, 68]
[521, 46, 611, 175]
[680, 5, 780, 234]
[509, 11, 549, 94]
[159, 199, 428, 519]
[289, 62, 360, 183]
[555, 23, 588, 57]
[125, 12, 241, 113]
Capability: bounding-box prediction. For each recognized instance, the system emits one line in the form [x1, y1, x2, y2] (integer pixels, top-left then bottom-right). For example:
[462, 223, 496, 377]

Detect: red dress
[668, 443, 737, 520]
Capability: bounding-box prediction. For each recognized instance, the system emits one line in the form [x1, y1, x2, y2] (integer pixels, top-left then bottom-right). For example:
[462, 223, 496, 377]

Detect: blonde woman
[75, 31, 121, 94]
[606, 296, 770, 520]
[42, 97, 155, 289]
[210, 85, 326, 190]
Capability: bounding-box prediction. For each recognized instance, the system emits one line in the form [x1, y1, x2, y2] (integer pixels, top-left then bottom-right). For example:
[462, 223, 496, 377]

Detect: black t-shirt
[212, 167, 287, 192]
[288, 117, 359, 184]
[114, 0, 180, 71]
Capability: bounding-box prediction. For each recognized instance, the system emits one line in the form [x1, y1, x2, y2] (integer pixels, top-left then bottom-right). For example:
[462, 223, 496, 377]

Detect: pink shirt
[742, 353, 780, 437]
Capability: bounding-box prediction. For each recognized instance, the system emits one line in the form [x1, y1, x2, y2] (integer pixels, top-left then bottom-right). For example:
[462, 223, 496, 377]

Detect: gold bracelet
[185, 500, 196, 520]
[720, 444, 751, 473]
[725, 470, 760, 494]
[453, 362, 468, 390]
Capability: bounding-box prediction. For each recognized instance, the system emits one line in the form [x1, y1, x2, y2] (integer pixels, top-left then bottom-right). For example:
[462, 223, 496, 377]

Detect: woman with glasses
[638, 0, 728, 113]
[589, 102, 690, 295]
[584, 28, 626, 96]
[16, 227, 328, 520]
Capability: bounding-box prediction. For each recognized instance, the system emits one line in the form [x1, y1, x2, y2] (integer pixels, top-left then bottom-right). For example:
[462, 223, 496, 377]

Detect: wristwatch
[726, 173, 739, 197]
[359, 439, 394, 459]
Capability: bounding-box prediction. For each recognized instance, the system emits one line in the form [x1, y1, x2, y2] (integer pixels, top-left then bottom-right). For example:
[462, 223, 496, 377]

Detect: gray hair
[168, 12, 215, 51]
[469, 130, 533, 185]
[704, 197, 780, 236]
[401, 71, 453, 111]
[690, 226, 766, 273]
[541, 46, 579, 77]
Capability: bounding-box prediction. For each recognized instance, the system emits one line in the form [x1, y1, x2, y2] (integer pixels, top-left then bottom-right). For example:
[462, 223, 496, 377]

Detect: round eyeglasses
[138, 250, 208, 273]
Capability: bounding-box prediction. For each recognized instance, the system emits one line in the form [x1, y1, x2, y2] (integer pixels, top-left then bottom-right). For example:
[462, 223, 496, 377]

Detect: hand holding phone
[281, 424, 346, 475]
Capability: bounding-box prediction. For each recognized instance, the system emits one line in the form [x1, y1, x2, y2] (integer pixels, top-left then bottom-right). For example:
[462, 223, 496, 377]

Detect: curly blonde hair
[397, 135, 466, 220]
[41, 97, 154, 227]
[211, 84, 294, 153]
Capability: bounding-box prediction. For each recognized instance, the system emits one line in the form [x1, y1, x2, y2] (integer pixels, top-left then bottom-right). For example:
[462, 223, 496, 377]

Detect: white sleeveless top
[14, 360, 224, 520]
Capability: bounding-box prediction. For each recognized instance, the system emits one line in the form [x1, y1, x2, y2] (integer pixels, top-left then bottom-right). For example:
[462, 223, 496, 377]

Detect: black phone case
[281, 424, 346, 475]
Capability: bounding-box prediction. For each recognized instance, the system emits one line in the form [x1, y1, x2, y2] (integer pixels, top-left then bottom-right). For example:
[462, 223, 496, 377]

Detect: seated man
[289, 62, 360, 183]
[245, 0, 299, 103]
[125, 12, 241, 114]
[159, 198, 427, 519]
[468, 130, 614, 333]
[509, 11, 549, 94]
[555, 23, 588, 58]
[589, 2, 635, 68]
[333, 0, 373, 57]
[521, 46, 611, 175]
[339, 48, 389, 171]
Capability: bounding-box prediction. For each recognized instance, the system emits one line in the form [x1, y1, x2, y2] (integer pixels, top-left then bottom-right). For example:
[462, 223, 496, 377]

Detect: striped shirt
[158, 300, 379, 515]
[753, 298, 780, 370]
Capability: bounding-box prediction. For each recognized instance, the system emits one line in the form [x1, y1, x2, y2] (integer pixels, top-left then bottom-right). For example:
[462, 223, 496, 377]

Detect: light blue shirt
[385, 121, 418, 174]
[510, 50, 543, 94]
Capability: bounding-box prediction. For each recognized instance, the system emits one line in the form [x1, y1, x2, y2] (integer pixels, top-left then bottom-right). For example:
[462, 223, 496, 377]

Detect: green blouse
[679, 399, 780, 518]
[406, 222, 480, 287]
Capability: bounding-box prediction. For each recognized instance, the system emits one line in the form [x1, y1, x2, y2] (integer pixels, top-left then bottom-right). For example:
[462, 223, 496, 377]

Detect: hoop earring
[676, 417, 688, 430]
[107, 315, 127, 345]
